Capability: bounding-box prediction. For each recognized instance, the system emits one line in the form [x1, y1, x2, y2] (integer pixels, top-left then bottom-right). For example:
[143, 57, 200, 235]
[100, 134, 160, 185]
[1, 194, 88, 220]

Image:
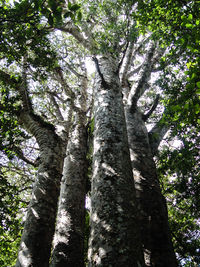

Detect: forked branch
[142, 94, 160, 122]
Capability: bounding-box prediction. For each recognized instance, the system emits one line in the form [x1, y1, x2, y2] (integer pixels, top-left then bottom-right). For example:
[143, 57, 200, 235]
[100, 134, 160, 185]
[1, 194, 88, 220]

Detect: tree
[136, 1, 200, 264]
[0, 0, 199, 266]
[50, 57, 89, 267]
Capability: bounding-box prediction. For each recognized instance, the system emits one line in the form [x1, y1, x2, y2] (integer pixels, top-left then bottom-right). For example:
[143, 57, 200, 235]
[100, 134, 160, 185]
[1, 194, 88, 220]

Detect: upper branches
[0, 67, 58, 144]
[148, 117, 169, 156]
[142, 94, 160, 122]
[128, 41, 156, 111]
[56, 22, 96, 51]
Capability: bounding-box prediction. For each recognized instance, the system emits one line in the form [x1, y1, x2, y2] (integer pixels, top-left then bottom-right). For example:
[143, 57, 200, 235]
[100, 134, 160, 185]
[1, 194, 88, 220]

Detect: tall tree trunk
[125, 107, 177, 267]
[50, 110, 88, 267]
[88, 56, 144, 267]
[15, 112, 65, 267]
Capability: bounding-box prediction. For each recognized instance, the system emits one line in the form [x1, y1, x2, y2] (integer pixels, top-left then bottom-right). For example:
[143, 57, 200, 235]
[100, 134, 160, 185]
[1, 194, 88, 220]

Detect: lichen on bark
[88, 56, 144, 267]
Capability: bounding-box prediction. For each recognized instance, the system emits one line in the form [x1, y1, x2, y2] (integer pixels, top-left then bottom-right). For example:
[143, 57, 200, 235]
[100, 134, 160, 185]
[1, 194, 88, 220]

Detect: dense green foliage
[0, 85, 28, 158]
[0, 168, 24, 267]
[0, 0, 199, 266]
[136, 1, 200, 264]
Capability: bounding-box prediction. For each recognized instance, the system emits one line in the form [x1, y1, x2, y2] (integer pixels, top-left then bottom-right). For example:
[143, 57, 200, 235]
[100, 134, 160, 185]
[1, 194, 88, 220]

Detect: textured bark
[15, 113, 65, 267]
[125, 107, 177, 267]
[127, 42, 156, 109]
[148, 120, 169, 156]
[88, 57, 144, 267]
[50, 111, 88, 267]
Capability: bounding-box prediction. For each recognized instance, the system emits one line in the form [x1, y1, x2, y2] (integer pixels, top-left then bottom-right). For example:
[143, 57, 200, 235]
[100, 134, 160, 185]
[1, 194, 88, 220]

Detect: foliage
[0, 85, 29, 159]
[0, 167, 26, 267]
[0, 0, 199, 266]
[0, 0, 81, 69]
[156, 66, 200, 264]
[136, 0, 200, 118]
[158, 134, 200, 265]
[0, 0, 49, 64]
[135, 1, 200, 264]
[80, 0, 138, 54]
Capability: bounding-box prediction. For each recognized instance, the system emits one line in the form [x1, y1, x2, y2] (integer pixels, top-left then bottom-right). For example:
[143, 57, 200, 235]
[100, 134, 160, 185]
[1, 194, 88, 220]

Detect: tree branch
[92, 56, 109, 89]
[121, 36, 152, 81]
[0, 69, 58, 141]
[48, 93, 65, 122]
[127, 64, 143, 79]
[12, 146, 38, 167]
[20, 56, 33, 112]
[118, 41, 130, 73]
[128, 41, 156, 111]
[65, 62, 85, 78]
[148, 118, 169, 156]
[56, 22, 96, 51]
[142, 94, 160, 122]
[0, 67, 32, 112]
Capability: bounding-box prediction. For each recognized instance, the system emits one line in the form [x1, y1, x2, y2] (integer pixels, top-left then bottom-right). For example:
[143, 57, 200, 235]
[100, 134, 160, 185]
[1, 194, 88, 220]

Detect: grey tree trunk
[125, 107, 177, 267]
[15, 112, 65, 267]
[88, 56, 144, 267]
[50, 110, 88, 267]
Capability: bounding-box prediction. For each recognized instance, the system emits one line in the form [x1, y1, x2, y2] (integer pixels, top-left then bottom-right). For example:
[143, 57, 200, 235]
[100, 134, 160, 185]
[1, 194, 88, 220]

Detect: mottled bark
[88, 57, 144, 267]
[148, 119, 169, 156]
[125, 107, 177, 267]
[128, 42, 156, 109]
[15, 112, 65, 267]
[50, 111, 88, 267]
[1, 70, 67, 267]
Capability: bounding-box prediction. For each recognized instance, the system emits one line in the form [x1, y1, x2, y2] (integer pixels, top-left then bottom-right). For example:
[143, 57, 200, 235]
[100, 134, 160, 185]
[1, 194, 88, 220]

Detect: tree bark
[15, 112, 65, 267]
[88, 56, 144, 267]
[50, 110, 88, 267]
[125, 107, 177, 267]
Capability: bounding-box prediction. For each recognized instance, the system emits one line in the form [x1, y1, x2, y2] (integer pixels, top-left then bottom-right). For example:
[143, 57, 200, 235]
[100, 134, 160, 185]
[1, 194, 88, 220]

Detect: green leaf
[77, 11, 82, 21]
[185, 23, 193, 29]
[171, 105, 181, 112]
[68, 1, 72, 9]
[69, 4, 80, 12]
[188, 14, 193, 21]
[179, 38, 185, 45]
[195, 104, 200, 114]
[181, 14, 186, 21]
[196, 82, 200, 89]
[186, 62, 192, 69]
[191, 73, 197, 80]
[184, 103, 189, 110]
